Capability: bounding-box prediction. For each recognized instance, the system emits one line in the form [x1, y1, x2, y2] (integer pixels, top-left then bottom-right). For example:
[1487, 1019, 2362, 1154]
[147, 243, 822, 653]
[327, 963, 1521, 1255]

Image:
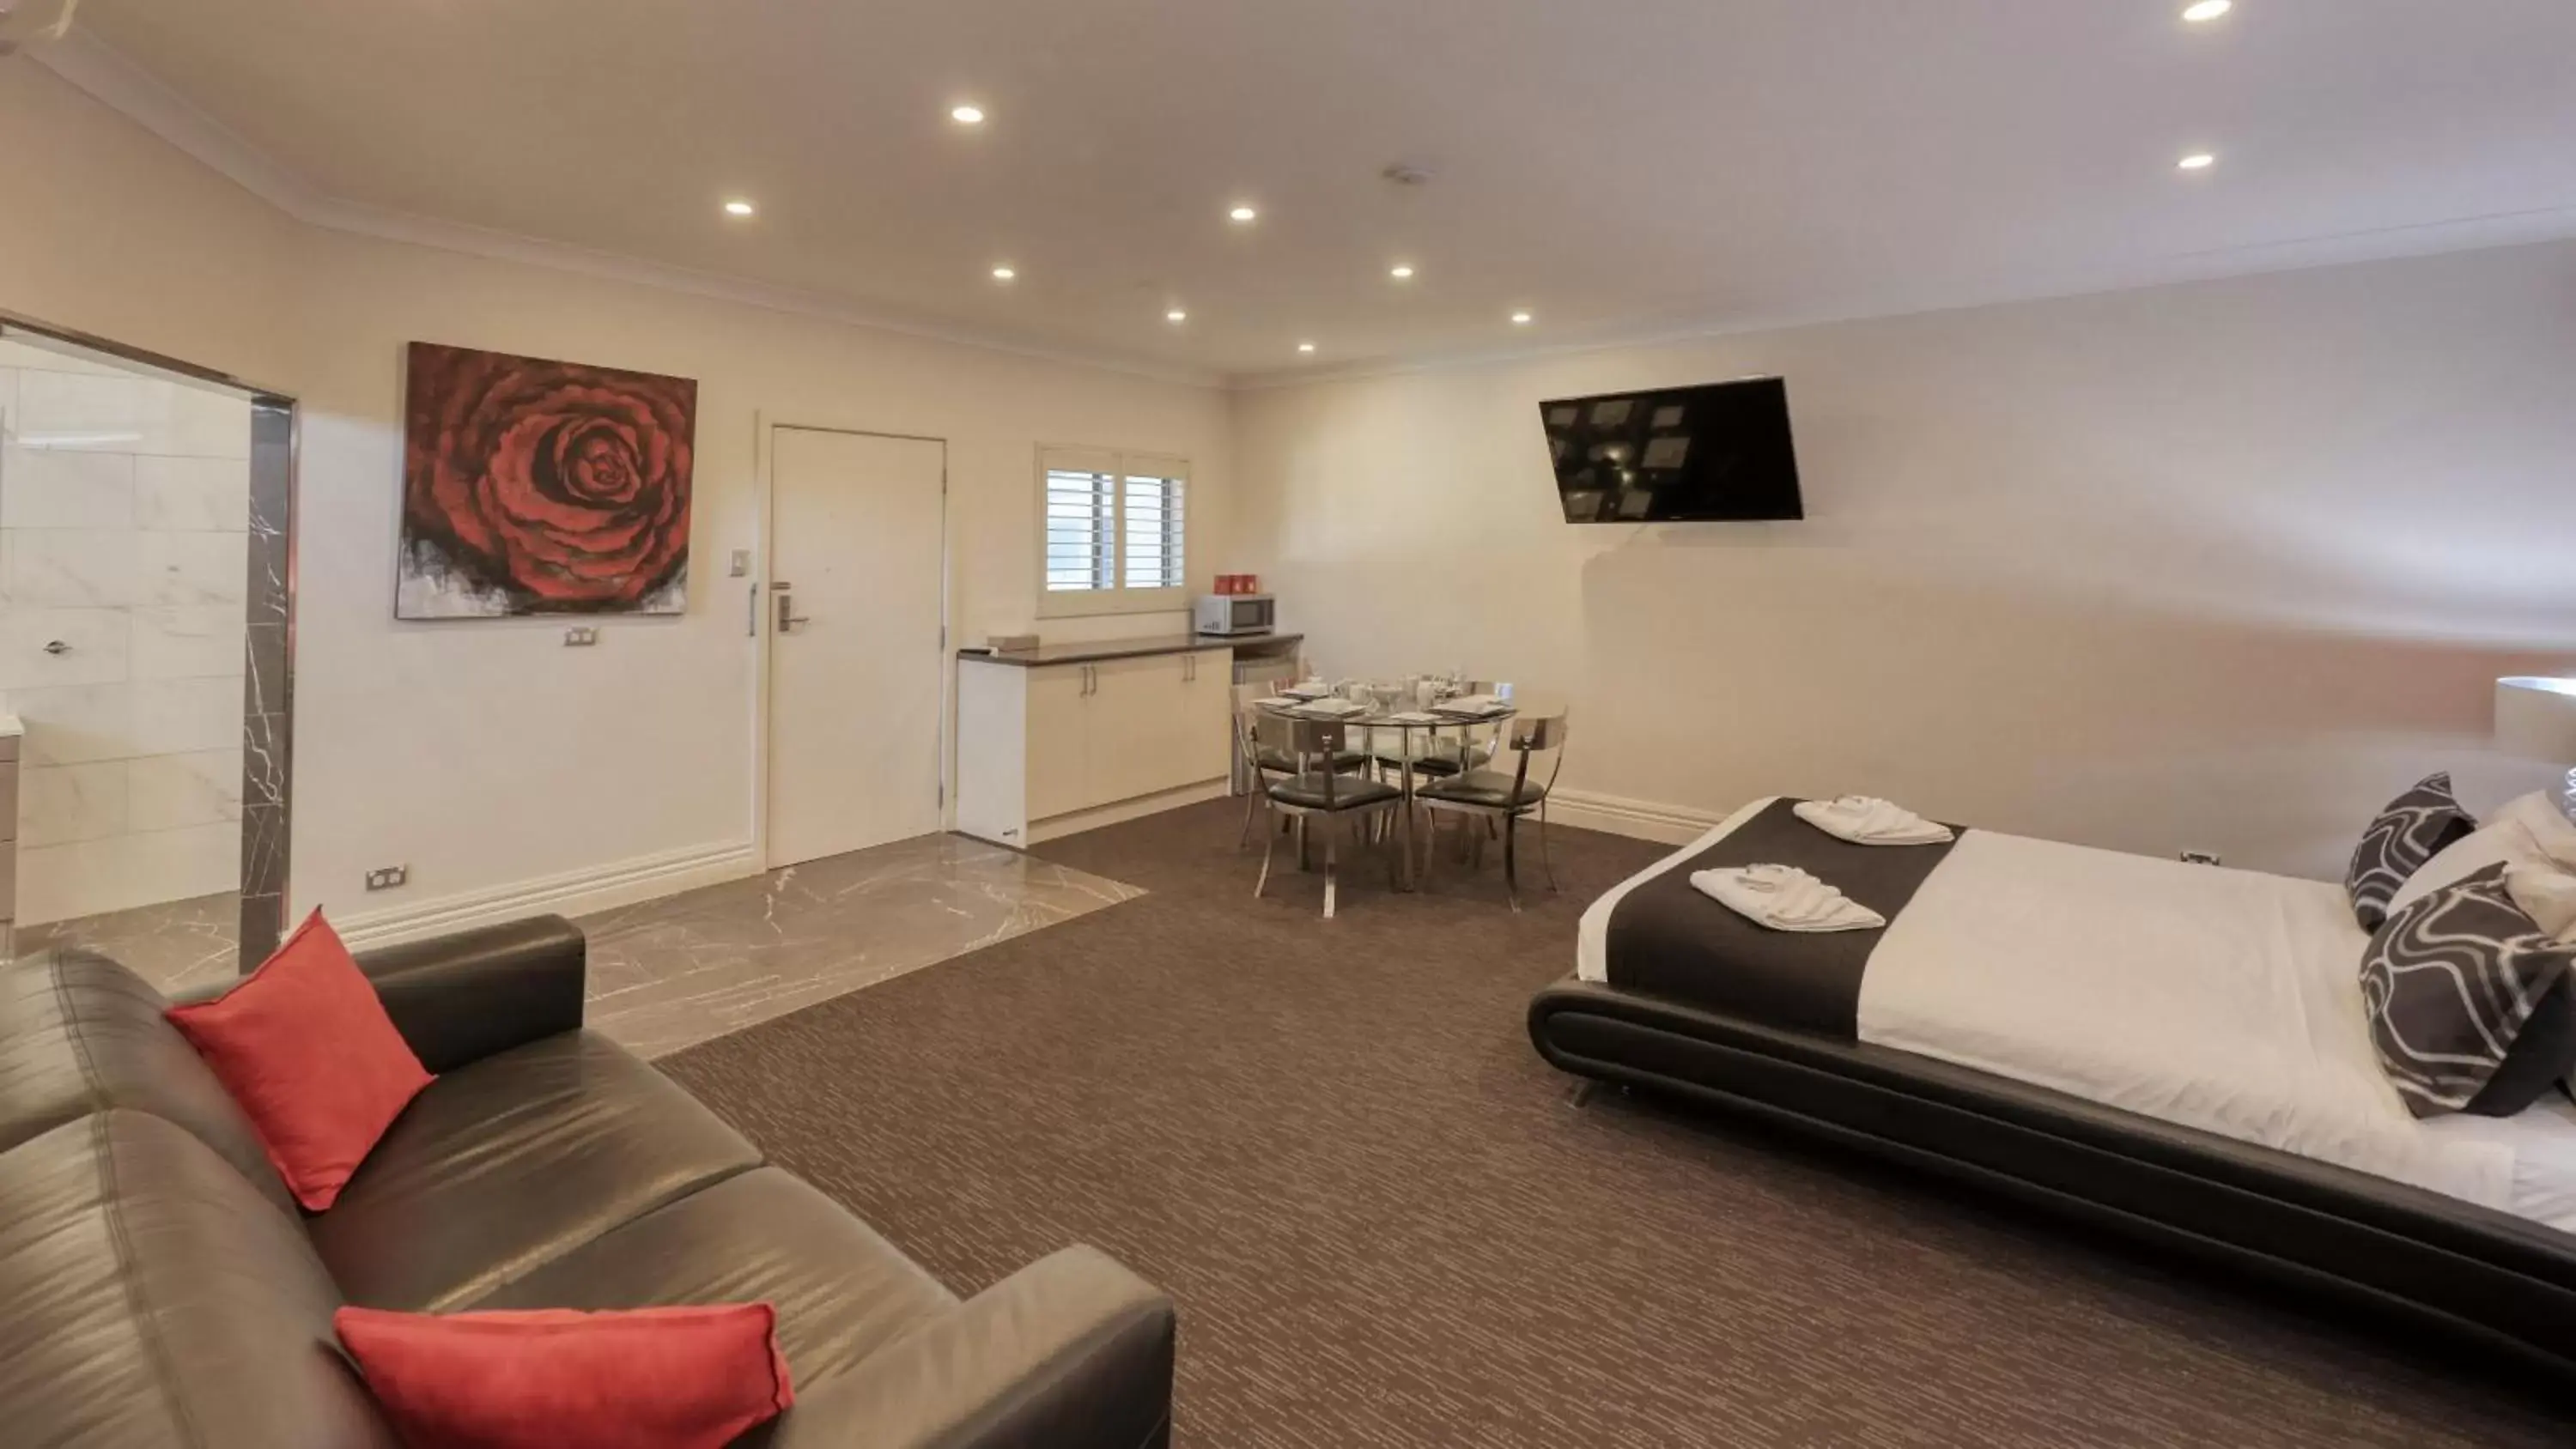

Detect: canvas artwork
[398, 342, 697, 617]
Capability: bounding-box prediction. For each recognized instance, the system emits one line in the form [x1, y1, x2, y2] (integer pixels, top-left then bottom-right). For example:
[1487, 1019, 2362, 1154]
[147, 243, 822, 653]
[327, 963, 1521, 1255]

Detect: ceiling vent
[0, 0, 80, 58]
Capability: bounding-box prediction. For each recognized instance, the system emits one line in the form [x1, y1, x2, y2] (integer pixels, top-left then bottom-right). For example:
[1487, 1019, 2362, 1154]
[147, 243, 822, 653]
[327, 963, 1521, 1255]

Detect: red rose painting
[398, 342, 696, 617]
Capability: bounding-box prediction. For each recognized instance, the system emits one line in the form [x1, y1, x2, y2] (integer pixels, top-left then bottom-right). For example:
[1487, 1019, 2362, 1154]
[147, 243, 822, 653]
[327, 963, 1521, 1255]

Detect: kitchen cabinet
[957, 646, 1232, 847]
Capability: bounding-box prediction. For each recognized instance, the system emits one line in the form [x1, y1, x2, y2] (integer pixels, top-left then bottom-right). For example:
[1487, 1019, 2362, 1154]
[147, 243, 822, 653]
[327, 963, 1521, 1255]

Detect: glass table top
[1249, 683, 1553, 731]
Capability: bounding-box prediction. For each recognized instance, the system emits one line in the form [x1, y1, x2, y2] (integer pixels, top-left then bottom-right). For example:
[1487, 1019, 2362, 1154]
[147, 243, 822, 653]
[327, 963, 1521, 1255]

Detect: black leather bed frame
[1529, 976, 2576, 1385]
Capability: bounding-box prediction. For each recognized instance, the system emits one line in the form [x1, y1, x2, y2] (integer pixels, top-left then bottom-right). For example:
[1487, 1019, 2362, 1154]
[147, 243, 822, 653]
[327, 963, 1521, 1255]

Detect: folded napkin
[1384, 710, 1441, 725]
[1294, 697, 1369, 717]
[1282, 682, 1334, 699]
[1793, 795, 1954, 846]
[1691, 864, 1886, 933]
[1252, 697, 1302, 710]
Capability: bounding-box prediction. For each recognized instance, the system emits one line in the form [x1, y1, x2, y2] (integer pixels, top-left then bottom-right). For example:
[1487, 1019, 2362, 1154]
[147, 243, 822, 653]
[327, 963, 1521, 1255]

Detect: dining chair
[1251, 714, 1404, 918]
[1379, 680, 1505, 784]
[1416, 708, 1569, 911]
[1233, 685, 1373, 848]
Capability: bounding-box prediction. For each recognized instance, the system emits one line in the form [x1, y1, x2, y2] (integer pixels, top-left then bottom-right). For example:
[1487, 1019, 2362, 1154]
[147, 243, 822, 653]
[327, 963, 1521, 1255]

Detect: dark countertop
[958, 632, 1303, 668]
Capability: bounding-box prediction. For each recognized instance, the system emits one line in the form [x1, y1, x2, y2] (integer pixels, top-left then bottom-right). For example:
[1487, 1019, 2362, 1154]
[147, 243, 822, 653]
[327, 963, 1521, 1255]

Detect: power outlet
[2179, 850, 2222, 866]
[563, 626, 600, 647]
[365, 864, 410, 891]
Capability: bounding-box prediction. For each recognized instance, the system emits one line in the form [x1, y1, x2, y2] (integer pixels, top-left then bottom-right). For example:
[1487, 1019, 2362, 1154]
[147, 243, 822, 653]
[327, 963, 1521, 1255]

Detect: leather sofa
[0, 915, 1176, 1448]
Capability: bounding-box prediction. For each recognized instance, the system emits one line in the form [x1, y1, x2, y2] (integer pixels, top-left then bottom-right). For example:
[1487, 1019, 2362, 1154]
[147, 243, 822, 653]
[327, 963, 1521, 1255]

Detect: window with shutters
[1036, 447, 1188, 615]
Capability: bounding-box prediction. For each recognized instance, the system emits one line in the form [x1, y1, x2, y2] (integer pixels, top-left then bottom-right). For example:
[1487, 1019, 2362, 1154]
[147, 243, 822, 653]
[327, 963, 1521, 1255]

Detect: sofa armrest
[354, 915, 587, 1074]
[763, 1246, 1175, 1449]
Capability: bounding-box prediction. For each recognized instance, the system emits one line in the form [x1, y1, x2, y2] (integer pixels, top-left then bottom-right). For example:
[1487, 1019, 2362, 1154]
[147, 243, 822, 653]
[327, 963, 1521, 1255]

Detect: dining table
[1249, 682, 1545, 890]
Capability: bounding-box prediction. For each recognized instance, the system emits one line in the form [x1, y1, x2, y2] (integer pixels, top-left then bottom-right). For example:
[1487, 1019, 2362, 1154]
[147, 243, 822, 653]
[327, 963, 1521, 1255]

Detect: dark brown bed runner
[1601, 798, 1962, 1040]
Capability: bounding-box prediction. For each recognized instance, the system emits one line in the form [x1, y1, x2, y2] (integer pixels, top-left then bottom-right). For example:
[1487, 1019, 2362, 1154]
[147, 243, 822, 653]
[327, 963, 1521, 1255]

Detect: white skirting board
[325, 786, 1711, 951]
[331, 841, 760, 950]
[1541, 788, 1730, 846]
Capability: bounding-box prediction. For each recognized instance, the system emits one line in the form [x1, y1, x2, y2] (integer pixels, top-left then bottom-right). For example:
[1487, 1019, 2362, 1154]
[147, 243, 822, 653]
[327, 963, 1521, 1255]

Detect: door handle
[775, 592, 810, 633]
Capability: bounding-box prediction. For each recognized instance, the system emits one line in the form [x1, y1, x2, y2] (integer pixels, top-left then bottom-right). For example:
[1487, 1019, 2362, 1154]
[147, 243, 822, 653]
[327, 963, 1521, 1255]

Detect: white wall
[1231, 241, 2576, 877]
[289, 237, 1230, 916]
[0, 60, 1232, 925]
[0, 339, 250, 923]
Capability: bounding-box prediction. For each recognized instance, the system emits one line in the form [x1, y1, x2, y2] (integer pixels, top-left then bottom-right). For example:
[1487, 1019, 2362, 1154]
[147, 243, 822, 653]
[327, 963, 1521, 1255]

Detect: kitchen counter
[959, 632, 1303, 668]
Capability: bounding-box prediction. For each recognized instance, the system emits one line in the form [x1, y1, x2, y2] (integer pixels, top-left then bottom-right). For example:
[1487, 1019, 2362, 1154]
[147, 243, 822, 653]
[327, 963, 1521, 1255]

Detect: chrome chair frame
[1417, 709, 1568, 912]
[1251, 714, 1404, 919]
[1234, 682, 1370, 849]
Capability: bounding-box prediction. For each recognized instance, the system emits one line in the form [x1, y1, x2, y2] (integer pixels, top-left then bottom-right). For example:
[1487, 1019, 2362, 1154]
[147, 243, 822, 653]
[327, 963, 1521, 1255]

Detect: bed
[1529, 797, 2576, 1383]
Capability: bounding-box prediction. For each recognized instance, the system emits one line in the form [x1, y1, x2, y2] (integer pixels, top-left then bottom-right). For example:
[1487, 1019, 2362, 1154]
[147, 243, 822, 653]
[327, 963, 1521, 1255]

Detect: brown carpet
[662, 801, 2570, 1446]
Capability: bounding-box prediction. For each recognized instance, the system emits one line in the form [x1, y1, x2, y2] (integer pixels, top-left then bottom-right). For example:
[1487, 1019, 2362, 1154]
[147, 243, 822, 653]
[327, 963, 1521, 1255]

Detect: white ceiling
[66, 0, 2576, 384]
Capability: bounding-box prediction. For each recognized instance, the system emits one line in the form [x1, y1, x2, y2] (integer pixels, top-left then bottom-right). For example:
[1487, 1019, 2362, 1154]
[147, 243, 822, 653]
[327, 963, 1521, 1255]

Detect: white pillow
[2505, 863, 2576, 943]
[2383, 791, 2576, 921]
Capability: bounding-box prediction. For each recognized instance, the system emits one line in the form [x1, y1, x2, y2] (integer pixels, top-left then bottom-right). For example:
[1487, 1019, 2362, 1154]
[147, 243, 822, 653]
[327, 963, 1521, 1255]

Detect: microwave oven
[1194, 593, 1275, 636]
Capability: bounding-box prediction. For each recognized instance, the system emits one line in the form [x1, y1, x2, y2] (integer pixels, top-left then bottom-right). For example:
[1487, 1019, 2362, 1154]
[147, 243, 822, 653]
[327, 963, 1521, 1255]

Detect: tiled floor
[15, 891, 242, 996]
[578, 832, 1142, 1058]
[11, 834, 1145, 1059]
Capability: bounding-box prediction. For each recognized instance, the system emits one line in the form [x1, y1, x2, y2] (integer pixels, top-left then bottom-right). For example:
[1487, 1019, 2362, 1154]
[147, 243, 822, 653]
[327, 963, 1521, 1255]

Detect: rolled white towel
[1690, 864, 1886, 933]
[1794, 795, 1954, 846]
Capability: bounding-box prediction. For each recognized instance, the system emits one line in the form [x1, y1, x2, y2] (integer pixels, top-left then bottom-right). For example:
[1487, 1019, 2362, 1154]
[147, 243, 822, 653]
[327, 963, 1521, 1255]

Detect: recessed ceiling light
[2182, 0, 2231, 21]
[951, 104, 986, 125]
[1510, 311, 1534, 325]
[1229, 205, 1259, 223]
[722, 200, 756, 217]
[1297, 342, 1316, 354]
[991, 265, 1016, 281]
[2178, 152, 2217, 171]
[1166, 308, 1188, 324]
[1389, 264, 1416, 280]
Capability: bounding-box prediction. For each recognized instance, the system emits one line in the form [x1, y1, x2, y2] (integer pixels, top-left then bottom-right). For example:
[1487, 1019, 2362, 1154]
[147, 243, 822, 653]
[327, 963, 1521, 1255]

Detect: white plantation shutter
[1121, 464, 1186, 592]
[1037, 447, 1189, 614]
[1043, 462, 1116, 595]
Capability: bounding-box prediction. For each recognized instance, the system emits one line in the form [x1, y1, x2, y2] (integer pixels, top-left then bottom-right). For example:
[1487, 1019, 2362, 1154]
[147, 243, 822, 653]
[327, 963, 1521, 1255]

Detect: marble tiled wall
[0, 341, 251, 925]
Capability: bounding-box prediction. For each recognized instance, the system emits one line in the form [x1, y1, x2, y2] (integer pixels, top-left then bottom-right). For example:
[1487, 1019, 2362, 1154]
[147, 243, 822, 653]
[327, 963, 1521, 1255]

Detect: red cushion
[166, 909, 434, 1210]
[335, 1304, 795, 1449]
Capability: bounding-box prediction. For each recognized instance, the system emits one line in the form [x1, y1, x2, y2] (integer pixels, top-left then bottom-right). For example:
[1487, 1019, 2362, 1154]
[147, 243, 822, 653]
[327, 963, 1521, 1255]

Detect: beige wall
[1231, 240, 2576, 877]
[0, 61, 1232, 921]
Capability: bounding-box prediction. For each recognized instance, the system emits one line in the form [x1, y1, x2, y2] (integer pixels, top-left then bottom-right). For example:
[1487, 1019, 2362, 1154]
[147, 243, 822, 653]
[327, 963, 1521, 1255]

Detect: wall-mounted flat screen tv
[1537, 376, 1802, 523]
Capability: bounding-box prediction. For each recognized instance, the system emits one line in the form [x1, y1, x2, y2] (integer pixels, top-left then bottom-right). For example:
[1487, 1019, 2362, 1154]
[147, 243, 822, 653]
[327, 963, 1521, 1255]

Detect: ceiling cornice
[1229, 203, 2576, 391]
[31, 29, 1226, 391]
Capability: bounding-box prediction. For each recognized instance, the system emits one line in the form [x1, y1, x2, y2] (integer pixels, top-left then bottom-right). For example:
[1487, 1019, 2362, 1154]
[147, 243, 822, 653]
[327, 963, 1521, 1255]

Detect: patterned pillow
[2360, 864, 2576, 1119]
[2346, 773, 2476, 930]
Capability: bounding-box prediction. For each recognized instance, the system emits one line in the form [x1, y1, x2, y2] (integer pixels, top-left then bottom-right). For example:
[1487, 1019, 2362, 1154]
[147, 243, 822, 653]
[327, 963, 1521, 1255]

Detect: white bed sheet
[2421, 1093, 2576, 1234]
[1575, 803, 2567, 1223]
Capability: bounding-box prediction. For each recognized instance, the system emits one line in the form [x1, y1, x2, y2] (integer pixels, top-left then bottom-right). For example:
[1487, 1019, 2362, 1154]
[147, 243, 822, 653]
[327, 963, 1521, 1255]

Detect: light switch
[728, 549, 751, 578]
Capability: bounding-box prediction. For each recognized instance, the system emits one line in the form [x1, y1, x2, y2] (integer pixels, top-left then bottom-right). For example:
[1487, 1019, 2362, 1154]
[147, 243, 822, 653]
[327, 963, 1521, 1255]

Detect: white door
[766, 427, 946, 867]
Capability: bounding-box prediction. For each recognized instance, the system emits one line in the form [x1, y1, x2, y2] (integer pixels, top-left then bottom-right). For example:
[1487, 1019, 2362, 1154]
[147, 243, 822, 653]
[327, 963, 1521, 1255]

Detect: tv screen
[1537, 377, 1802, 524]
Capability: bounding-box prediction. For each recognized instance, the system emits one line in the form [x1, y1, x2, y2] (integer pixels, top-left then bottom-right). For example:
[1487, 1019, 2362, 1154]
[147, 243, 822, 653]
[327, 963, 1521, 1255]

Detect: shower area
[0, 321, 294, 991]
